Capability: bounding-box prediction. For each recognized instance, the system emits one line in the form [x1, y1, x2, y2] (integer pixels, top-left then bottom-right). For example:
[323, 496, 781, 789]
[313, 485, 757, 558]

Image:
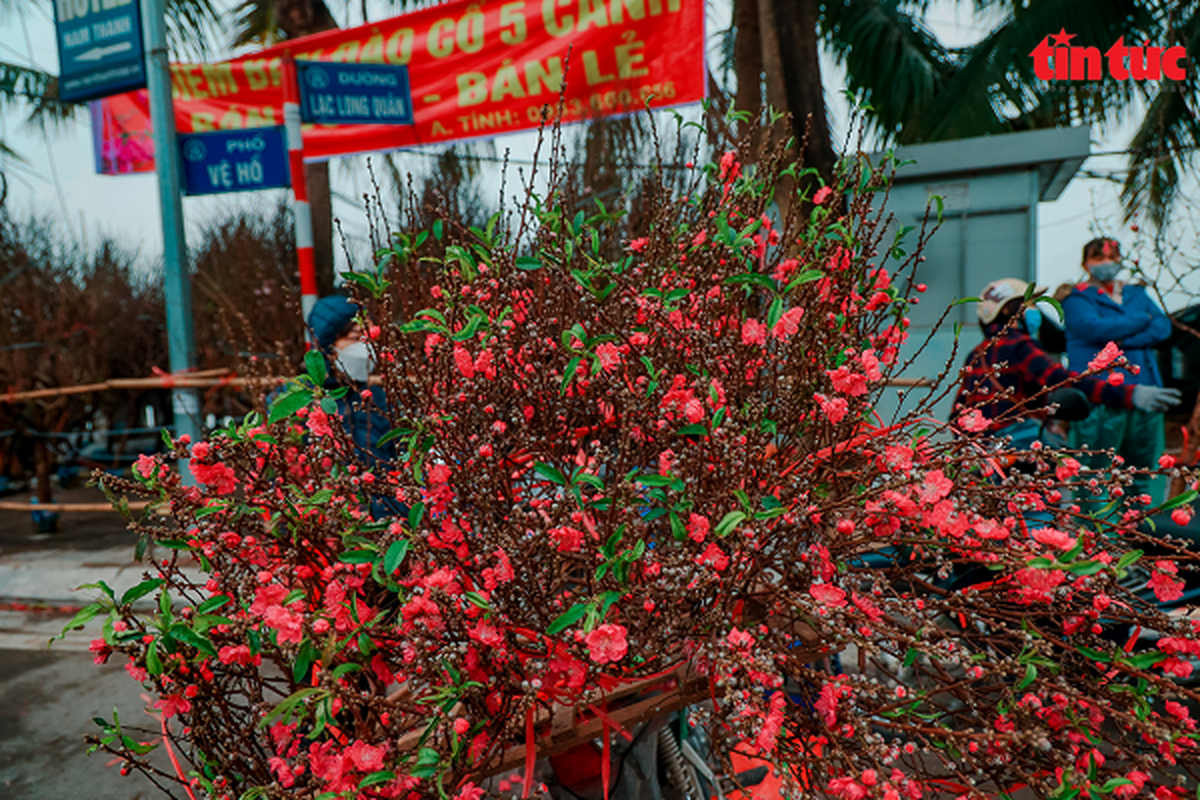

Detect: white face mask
[335, 341, 374, 383]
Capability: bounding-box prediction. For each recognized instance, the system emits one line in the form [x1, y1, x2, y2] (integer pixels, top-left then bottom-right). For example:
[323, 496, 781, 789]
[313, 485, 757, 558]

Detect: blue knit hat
[307, 295, 360, 352]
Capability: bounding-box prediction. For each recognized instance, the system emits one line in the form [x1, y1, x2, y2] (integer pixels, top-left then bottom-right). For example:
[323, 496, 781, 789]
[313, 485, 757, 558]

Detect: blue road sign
[296, 62, 414, 126]
[179, 127, 290, 196]
[54, 0, 146, 103]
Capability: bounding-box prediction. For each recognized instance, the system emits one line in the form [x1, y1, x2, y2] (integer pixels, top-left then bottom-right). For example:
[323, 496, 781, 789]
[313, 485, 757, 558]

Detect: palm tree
[1121, 0, 1200, 227]
[737, 0, 1192, 231]
[5, 1, 1196, 229]
[0, 0, 221, 199]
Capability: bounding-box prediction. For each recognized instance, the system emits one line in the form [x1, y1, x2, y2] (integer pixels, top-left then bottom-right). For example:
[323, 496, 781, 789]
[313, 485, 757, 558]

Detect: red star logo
[1049, 28, 1076, 47]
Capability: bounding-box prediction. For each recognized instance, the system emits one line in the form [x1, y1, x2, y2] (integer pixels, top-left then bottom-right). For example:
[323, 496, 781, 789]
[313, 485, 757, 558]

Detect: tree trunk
[305, 162, 335, 296]
[765, 0, 837, 183]
[34, 439, 52, 504]
[734, 0, 763, 151]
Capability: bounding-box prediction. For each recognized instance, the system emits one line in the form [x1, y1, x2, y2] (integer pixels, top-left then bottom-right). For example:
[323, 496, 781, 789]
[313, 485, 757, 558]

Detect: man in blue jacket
[1062, 237, 1175, 500]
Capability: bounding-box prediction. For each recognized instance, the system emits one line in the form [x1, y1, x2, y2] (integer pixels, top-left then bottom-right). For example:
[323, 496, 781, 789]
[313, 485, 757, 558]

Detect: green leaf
[561, 356, 582, 394]
[1123, 651, 1166, 670]
[377, 427, 412, 448]
[166, 624, 218, 658]
[120, 579, 164, 607]
[675, 423, 708, 437]
[293, 642, 319, 684]
[724, 273, 776, 291]
[155, 539, 192, 550]
[636, 474, 676, 487]
[1015, 663, 1037, 691]
[714, 511, 747, 538]
[1159, 489, 1197, 512]
[330, 663, 362, 680]
[305, 350, 327, 386]
[786, 269, 824, 290]
[600, 591, 620, 619]
[903, 647, 920, 668]
[515, 256, 542, 271]
[338, 549, 378, 565]
[146, 639, 162, 675]
[1115, 549, 1144, 572]
[547, 603, 588, 635]
[258, 687, 325, 728]
[464, 592, 490, 610]
[602, 526, 624, 559]
[575, 473, 604, 490]
[533, 462, 567, 485]
[52, 602, 104, 642]
[669, 511, 686, 541]
[408, 502, 426, 530]
[77, 581, 117, 602]
[766, 296, 784, 329]
[1035, 295, 1064, 325]
[1063, 559, 1104, 576]
[432, 219, 444, 241]
[194, 502, 228, 519]
[268, 389, 313, 424]
[1077, 646, 1112, 663]
[384, 540, 410, 574]
[120, 733, 157, 755]
[359, 771, 397, 789]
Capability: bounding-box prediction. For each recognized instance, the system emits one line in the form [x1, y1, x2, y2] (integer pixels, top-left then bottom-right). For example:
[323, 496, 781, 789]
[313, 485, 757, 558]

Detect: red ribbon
[161, 717, 199, 800]
[523, 705, 535, 798]
[587, 703, 634, 743]
[601, 715, 612, 800]
[151, 365, 177, 388]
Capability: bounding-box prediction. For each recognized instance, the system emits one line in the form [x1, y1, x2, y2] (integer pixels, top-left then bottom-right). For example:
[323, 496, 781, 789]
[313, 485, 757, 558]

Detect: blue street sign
[178, 127, 290, 196]
[54, 0, 146, 103]
[296, 62, 414, 126]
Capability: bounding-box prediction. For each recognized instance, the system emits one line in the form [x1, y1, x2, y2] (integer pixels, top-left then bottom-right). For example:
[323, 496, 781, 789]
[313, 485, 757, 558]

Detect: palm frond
[1121, 2, 1200, 227]
[166, 0, 223, 58]
[907, 0, 1152, 142]
[0, 61, 78, 129]
[820, 0, 953, 141]
[231, 0, 278, 48]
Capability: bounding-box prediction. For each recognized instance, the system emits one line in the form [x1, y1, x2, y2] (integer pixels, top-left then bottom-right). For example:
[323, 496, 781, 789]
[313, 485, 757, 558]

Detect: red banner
[93, 0, 706, 174]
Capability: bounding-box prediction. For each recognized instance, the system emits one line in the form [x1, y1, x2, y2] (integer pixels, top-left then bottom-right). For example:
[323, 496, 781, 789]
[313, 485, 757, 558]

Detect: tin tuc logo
[1030, 28, 1187, 80]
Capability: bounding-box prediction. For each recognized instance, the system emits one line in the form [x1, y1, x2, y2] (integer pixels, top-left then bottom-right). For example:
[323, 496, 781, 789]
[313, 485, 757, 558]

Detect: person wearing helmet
[954, 278, 1180, 454]
[1062, 238, 1176, 500]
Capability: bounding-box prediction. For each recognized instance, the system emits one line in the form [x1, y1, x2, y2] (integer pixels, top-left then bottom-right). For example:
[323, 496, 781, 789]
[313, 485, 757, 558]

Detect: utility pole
[143, 0, 201, 469]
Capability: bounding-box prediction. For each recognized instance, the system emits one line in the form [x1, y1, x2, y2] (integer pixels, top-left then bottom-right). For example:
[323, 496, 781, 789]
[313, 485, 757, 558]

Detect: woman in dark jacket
[307, 295, 402, 517]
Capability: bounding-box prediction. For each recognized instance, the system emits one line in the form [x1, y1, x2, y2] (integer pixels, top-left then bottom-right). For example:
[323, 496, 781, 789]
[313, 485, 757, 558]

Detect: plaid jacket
[955, 322, 1134, 431]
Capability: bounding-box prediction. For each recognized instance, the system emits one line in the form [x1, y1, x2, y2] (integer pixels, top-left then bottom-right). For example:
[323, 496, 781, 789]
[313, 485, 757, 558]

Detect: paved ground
[0, 485, 180, 799]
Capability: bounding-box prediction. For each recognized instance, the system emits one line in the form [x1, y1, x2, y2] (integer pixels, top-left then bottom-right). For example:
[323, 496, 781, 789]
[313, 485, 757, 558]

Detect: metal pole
[282, 53, 319, 339]
[142, 0, 201, 467]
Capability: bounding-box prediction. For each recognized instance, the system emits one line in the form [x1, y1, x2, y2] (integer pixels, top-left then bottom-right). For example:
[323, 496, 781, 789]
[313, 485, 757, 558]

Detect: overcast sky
[2, 0, 1198, 309]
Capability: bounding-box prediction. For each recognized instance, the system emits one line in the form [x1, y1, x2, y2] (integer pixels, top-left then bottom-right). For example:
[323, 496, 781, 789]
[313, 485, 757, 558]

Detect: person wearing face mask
[306, 294, 399, 481]
[954, 278, 1172, 453]
[1062, 238, 1177, 500]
